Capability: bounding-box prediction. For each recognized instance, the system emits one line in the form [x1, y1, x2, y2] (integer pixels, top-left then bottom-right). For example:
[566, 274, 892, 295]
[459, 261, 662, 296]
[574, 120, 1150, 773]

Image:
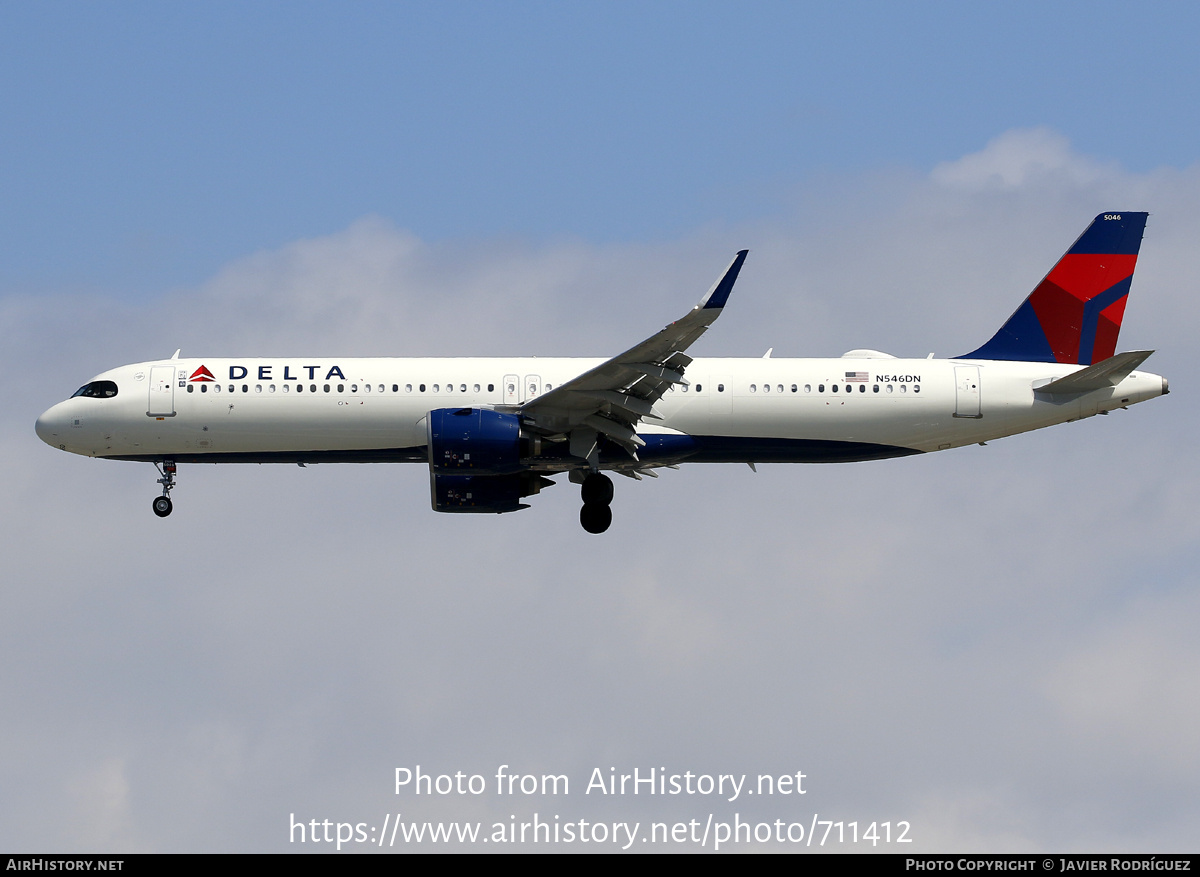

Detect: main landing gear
[152, 460, 176, 517]
[579, 473, 614, 534]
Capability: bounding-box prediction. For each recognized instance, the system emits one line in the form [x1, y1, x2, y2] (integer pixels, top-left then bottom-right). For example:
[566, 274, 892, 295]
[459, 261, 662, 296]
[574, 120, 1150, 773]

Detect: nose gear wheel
[152, 460, 177, 517]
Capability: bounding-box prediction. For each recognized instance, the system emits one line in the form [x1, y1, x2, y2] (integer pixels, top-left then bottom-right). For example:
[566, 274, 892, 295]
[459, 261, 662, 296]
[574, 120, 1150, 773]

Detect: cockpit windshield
[70, 380, 119, 399]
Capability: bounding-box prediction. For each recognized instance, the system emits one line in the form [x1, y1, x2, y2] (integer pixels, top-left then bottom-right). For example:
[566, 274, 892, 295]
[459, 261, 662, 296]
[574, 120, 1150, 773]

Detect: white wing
[520, 250, 748, 464]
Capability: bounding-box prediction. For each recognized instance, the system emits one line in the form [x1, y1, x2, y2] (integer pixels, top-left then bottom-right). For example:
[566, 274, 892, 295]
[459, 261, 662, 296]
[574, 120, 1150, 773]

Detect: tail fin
[960, 212, 1148, 364]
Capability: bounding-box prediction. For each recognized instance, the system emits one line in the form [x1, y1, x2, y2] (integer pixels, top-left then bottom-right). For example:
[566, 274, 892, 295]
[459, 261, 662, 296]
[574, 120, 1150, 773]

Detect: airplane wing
[519, 250, 748, 465]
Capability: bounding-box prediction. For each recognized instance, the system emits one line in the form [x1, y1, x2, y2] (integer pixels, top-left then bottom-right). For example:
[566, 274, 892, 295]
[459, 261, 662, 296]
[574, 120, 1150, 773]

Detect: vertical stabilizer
[961, 212, 1148, 364]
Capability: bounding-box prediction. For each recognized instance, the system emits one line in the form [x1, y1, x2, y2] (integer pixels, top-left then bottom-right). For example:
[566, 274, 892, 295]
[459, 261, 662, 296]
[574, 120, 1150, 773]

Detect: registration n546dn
[36, 213, 1168, 533]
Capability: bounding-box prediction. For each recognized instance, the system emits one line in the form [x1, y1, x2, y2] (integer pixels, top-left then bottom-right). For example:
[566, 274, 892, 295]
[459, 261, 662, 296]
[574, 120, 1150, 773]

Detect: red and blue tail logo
[961, 212, 1148, 365]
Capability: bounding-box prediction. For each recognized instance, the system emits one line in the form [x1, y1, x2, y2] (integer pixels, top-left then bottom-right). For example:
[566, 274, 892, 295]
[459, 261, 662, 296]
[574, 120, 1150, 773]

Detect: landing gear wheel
[581, 472, 614, 506]
[580, 503, 612, 534]
[152, 460, 177, 518]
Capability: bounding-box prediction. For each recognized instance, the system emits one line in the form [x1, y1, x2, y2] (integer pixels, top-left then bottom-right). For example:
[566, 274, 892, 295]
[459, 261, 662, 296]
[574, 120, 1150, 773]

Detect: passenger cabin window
[71, 380, 119, 399]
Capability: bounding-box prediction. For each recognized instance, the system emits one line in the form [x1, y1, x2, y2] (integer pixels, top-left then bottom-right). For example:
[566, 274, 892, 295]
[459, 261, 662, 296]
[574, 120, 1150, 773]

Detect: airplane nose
[35, 405, 67, 448]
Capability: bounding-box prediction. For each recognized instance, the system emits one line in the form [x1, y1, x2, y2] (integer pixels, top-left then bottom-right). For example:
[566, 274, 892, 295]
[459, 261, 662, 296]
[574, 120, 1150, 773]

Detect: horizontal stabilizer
[1035, 350, 1154, 395]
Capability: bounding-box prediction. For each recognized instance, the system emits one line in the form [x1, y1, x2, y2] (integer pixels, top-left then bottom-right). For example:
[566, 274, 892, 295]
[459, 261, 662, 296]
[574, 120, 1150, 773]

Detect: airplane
[35, 212, 1167, 534]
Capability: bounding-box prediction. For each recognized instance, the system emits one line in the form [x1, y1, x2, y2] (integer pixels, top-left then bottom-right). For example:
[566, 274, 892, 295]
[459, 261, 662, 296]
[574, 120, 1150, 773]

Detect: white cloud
[931, 128, 1119, 191]
[66, 759, 144, 851]
[1043, 593, 1200, 779]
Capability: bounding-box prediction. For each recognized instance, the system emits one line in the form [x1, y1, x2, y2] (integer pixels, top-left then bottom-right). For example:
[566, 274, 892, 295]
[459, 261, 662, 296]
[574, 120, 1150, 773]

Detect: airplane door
[524, 374, 542, 402]
[503, 374, 520, 405]
[148, 366, 176, 416]
[710, 374, 734, 415]
[953, 366, 981, 418]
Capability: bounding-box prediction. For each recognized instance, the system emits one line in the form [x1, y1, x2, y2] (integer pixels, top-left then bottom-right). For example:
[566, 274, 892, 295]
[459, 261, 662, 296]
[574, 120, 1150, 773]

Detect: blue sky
[3, 2, 1198, 292]
[3, 3, 1199, 853]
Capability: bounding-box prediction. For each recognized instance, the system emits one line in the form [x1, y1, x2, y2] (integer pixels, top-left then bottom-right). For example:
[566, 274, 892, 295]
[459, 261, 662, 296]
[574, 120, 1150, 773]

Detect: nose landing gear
[579, 473, 614, 534]
[152, 460, 176, 517]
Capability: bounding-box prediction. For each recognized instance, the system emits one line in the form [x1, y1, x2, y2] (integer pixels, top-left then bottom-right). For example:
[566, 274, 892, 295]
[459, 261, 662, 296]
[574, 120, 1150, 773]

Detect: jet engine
[426, 408, 552, 512]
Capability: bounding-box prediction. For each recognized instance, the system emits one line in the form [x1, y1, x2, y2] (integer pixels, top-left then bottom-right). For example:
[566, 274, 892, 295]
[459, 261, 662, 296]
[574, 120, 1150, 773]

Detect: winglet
[697, 249, 749, 310]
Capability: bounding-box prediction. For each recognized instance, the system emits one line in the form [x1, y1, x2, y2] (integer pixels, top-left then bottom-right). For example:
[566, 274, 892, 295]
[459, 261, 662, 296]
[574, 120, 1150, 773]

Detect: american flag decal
[845, 371, 869, 382]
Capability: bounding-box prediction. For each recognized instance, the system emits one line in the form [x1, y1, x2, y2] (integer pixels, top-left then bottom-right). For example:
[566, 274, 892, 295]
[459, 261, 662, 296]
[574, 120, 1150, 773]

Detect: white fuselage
[35, 355, 1167, 465]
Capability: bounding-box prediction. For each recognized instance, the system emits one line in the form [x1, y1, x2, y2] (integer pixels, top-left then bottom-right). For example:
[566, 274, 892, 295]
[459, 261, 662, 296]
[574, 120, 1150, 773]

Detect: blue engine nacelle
[426, 407, 530, 474]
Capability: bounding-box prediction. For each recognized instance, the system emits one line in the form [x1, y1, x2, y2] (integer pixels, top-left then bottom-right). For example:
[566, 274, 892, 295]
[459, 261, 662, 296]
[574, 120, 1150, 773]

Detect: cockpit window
[71, 380, 119, 399]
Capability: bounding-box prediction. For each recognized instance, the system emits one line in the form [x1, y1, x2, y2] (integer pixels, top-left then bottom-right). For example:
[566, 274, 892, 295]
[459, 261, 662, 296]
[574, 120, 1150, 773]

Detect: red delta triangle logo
[188, 365, 216, 382]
